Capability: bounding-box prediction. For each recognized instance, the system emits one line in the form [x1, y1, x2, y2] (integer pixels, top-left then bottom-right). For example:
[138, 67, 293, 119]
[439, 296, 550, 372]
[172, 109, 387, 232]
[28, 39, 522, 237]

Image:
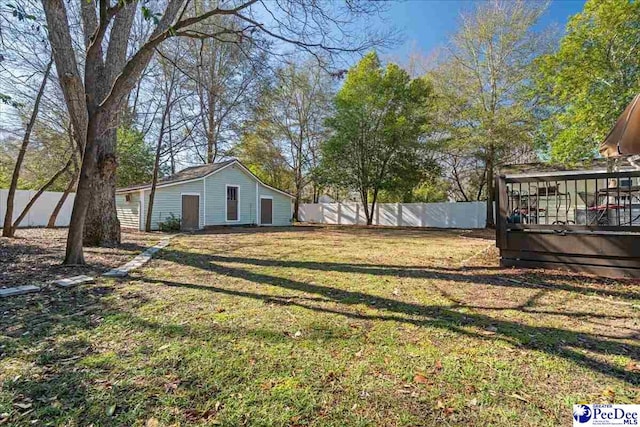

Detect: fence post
[355, 203, 359, 225]
[397, 203, 402, 227]
[337, 203, 341, 225]
[496, 175, 508, 249]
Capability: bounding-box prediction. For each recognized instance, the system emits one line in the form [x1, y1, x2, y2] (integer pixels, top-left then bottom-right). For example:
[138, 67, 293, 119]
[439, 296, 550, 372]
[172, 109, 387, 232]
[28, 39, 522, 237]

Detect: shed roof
[116, 159, 294, 198]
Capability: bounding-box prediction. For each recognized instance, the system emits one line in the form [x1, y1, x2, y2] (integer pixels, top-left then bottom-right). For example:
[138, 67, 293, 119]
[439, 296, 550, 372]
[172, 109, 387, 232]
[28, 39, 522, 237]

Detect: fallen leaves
[184, 402, 222, 423]
[625, 361, 640, 372]
[601, 387, 616, 400]
[510, 393, 530, 403]
[13, 401, 32, 410]
[413, 373, 429, 384]
[164, 381, 180, 394]
[106, 404, 116, 417]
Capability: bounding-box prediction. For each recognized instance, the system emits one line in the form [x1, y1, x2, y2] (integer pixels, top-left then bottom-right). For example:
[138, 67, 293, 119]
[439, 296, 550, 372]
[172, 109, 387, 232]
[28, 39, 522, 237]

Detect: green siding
[204, 164, 257, 225]
[142, 180, 204, 230]
[116, 161, 293, 230]
[204, 163, 293, 226]
[116, 193, 140, 229]
[258, 185, 293, 226]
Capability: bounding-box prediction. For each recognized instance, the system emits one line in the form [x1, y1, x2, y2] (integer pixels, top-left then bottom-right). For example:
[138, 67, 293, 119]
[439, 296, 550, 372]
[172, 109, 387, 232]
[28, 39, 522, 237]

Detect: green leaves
[321, 52, 434, 208]
[141, 6, 161, 25]
[116, 125, 156, 188]
[533, 0, 640, 164]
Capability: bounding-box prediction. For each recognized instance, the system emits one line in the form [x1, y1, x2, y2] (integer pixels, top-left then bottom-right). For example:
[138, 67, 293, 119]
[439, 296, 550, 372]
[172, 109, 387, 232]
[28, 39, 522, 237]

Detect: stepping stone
[53, 275, 95, 288]
[103, 269, 128, 278]
[102, 237, 173, 278]
[156, 240, 170, 249]
[0, 285, 40, 298]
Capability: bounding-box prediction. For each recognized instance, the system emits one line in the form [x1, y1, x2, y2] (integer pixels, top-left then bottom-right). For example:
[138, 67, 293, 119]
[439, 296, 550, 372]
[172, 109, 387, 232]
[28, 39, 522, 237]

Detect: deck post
[496, 175, 508, 251]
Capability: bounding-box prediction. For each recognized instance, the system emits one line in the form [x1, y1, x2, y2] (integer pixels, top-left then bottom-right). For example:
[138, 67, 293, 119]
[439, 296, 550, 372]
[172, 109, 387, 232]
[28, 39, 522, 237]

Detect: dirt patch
[0, 228, 164, 287]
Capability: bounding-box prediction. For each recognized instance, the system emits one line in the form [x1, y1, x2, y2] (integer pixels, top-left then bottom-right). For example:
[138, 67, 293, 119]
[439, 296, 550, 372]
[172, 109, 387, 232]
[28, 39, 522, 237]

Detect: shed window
[227, 186, 238, 201]
[226, 186, 239, 221]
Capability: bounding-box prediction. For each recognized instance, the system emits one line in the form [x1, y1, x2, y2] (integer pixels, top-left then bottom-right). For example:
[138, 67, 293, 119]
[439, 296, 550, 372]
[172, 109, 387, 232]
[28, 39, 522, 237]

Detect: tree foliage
[429, 0, 550, 224]
[251, 60, 334, 213]
[534, 0, 640, 163]
[115, 126, 155, 188]
[320, 52, 433, 224]
[233, 131, 294, 192]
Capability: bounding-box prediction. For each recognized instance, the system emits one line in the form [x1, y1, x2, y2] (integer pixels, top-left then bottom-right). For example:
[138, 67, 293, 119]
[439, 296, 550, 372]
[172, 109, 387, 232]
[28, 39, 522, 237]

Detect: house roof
[600, 93, 640, 157]
[116, 159, 295, 198]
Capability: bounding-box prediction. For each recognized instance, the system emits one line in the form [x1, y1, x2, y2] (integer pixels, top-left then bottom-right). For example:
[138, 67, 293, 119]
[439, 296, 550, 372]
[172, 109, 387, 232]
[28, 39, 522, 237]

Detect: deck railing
[499, 170, 640, 232]
[495, 169, 640, 278]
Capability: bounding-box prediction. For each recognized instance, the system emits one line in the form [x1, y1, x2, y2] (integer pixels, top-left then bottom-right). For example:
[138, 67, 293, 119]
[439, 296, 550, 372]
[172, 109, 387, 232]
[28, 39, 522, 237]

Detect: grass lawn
[0, 226, 638, 426]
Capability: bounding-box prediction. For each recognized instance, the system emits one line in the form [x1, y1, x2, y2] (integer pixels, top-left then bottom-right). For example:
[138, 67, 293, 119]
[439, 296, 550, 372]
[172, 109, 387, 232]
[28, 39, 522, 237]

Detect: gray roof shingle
[116, 159, 236, 193]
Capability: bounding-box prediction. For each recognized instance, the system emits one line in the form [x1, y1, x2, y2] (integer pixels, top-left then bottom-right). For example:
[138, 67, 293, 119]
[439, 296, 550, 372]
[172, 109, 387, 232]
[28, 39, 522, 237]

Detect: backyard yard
[0, 226, 638, 426]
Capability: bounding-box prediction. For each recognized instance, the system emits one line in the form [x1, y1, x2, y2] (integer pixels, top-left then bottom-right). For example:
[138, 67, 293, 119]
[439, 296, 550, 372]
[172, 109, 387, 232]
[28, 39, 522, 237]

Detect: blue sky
[376, 0, 586, 59]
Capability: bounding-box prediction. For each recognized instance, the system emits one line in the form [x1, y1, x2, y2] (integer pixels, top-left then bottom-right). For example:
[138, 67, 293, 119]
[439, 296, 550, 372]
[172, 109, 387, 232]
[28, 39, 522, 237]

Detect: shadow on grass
[166, 253, 640, 302]
[152, 248, 640, 386]
[196, 225, 494, 240]
[0, 239, 150, 288]
[0, 284, 121, 422]
[0, 280, 356, 424]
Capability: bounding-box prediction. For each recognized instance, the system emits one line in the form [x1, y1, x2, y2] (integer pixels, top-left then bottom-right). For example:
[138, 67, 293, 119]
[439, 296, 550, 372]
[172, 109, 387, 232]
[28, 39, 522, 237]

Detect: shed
[116, 159, 294, 231]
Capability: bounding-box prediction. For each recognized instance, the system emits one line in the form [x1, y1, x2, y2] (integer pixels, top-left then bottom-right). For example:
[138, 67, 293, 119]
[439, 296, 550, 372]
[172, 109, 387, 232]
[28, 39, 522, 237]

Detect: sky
[375, 0, 586, 61]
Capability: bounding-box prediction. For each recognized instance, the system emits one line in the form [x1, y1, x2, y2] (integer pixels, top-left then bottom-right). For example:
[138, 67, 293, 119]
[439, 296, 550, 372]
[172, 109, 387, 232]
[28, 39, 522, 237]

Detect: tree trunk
[368, 189, 379, 226]
[359, 189, 372, 226]
[47, 170, 77, 228]
[65, 111, 102, 264]
[2, 58, 53, 237]
[145, 124, 167, 232]
[48, 125, 80, 228]
[485, 147, 496, 228]
[146, 69, 175, 231]
[12, 159, 72, 233]
[83, 128, 121, 246]
[293, 193, 300, 222]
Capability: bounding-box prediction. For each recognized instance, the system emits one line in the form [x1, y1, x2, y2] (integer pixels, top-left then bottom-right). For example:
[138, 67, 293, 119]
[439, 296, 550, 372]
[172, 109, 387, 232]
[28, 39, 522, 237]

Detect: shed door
[227, 186, 238, 221]
[181, 195, 199, 230]
[260, 198, 273, 225]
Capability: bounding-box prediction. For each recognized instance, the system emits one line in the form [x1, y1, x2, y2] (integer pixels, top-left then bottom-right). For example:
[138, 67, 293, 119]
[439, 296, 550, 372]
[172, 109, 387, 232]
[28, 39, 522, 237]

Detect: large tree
[320, 52, 432, 225]
[253, 60, 334, 219]
[40, 0, 386, 264]
[429, 0, 551, 227]
[534, 0, 640, 163]
[181, 12, 268, 164]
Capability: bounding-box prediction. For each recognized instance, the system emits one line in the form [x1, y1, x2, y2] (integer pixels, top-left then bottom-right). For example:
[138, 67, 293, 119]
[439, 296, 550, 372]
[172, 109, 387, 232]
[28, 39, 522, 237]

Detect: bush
[158, 213, 181, 232]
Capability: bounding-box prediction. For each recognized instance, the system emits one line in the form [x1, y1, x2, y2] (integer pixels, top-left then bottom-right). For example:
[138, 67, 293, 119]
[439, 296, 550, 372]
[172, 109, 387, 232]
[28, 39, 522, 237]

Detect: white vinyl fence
[299, 201, 487, 229]
[0, 189, 75, 228]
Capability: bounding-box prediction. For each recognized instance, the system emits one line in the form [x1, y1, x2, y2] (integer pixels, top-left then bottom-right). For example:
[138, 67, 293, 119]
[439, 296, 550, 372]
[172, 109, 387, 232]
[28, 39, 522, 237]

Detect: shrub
[158, 213, 181, 232]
